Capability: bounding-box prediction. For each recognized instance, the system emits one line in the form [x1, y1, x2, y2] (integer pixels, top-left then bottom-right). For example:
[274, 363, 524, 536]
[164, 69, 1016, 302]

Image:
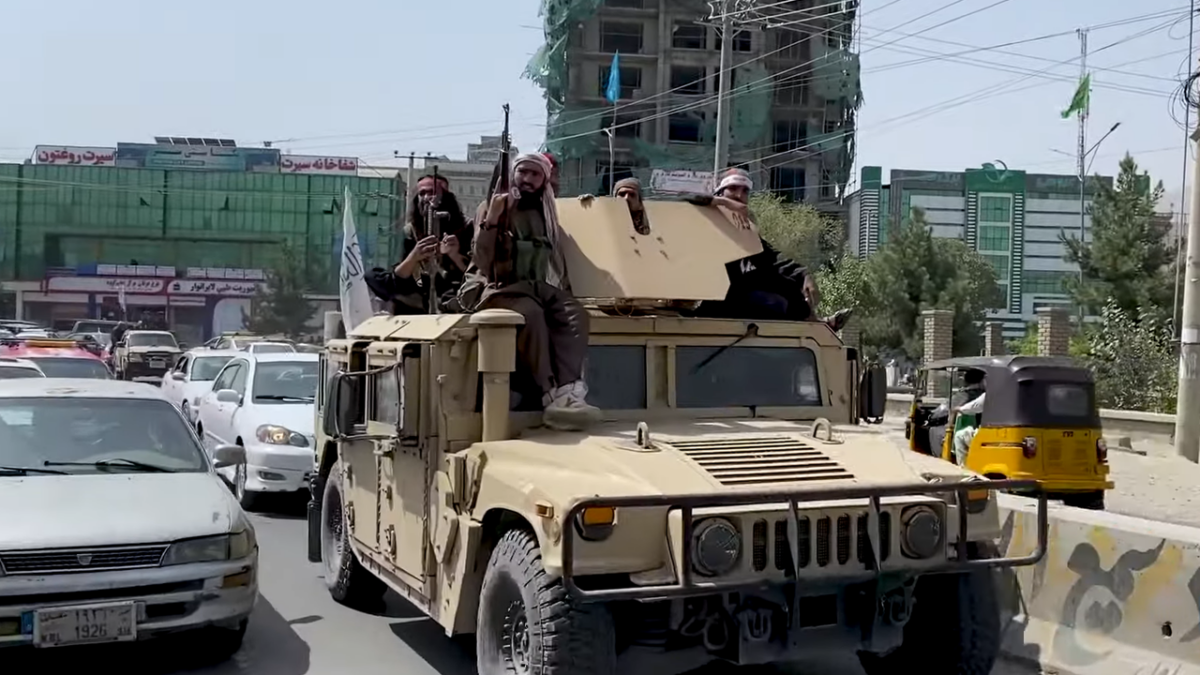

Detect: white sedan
[0, 379, 257, 658]
[0, 357, 45, 379]
[160, 349, 240, 422]
[195, 353, 318, 510]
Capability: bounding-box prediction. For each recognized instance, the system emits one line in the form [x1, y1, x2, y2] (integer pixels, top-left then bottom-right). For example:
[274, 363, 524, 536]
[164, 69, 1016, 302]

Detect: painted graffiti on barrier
[1000, 511, 1050, 600]
[1054, 539, 1166, 665]
[1182, 565, 1200, 642]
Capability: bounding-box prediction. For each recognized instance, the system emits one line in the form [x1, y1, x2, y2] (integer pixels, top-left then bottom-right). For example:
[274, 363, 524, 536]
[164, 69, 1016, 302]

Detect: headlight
[162, 530, 255, 565]
[129, 354, 143, 362]
[256, 424, 309, 447]
[900, 505, 944, 559]
[692, 518, 741, 576]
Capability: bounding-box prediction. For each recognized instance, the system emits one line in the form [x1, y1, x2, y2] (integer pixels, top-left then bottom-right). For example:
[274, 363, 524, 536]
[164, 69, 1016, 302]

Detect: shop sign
[45, 277, 166, 293]
[280, 155, 359, 175]
[34, 146, 118, 167]
[168, 280, 262, 296]
[184, 268, 266, 280]
[651, 169, 715, 195]
[115, 143, 281, 173]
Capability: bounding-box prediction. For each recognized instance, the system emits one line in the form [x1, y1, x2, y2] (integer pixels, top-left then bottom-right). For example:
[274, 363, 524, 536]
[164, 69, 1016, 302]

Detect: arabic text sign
[169, 280, 262, 296]
[115, 143, 281, 173]
[651, 169, 715, 195]
[281, 155, 359, 176]
[34, 146, 117, 167]
[46, 277, 166, 294]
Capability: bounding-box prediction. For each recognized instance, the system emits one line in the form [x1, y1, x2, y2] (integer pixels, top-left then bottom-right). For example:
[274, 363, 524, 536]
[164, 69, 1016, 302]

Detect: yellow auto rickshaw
[905, 355, 1113, 510]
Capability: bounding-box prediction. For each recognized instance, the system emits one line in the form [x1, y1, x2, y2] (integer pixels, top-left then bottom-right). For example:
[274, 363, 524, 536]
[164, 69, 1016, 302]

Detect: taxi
[0, 337, 112, 380]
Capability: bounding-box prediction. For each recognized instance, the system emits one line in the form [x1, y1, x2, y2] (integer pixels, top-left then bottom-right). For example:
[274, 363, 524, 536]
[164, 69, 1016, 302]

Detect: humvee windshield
[586, 344, 822, 410]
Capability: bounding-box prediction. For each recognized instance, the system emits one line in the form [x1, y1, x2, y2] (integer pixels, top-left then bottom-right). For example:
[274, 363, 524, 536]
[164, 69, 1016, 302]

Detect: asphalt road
[6, 496, 1040, 675]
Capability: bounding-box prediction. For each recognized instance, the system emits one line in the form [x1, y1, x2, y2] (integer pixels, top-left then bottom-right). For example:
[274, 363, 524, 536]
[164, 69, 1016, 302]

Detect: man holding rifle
[460, 152, 600, 431]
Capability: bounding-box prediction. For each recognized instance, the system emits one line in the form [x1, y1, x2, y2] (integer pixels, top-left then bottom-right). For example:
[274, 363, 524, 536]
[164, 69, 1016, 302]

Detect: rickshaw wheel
[1062, 490, 1105, 510]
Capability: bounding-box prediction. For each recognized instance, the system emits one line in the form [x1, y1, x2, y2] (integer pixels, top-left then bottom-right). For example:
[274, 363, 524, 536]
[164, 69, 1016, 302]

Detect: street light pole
[713, 2, 734, 175]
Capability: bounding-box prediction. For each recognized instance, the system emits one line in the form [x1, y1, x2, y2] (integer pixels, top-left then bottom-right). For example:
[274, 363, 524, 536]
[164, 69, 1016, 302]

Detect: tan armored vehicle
[305, 198, 1048, 675]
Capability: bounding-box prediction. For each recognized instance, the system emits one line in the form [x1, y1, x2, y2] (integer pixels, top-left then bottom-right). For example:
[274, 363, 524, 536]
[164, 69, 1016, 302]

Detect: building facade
[0, 139, 404, 342]
[531, 0, 860, 210]
[847, 165, 1112, 337]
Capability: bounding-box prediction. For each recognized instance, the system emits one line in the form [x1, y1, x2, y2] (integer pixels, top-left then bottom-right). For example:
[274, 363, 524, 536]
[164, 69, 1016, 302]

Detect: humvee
[306, 198, 1048, 675]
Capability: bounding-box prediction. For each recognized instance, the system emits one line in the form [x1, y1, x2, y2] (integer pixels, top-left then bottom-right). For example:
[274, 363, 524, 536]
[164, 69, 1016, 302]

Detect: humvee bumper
[561, 479, 1047, 602]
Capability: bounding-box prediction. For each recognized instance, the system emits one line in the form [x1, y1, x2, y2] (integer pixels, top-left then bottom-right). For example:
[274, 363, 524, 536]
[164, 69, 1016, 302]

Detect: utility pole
[1075, 28, 1089, 326]
[713, 1, 734, 175]
[1176, 60, 1200, 463]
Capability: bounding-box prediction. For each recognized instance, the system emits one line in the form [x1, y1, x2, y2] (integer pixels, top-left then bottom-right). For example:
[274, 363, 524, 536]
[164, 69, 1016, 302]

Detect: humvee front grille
[754, 512, 892, 573]
[667, 436, 854, 486]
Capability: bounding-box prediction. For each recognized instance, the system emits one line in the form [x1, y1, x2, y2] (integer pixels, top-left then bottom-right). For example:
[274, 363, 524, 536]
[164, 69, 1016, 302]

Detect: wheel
[188, 620, 248, 664]
[858, 545, 1001, 675]
[1063, 491, 1106, 510]
[181, 401, 192, 423]
[477, 528, 616, 675]
[232, 459, 262, 511]
[320, 460, 386, 607]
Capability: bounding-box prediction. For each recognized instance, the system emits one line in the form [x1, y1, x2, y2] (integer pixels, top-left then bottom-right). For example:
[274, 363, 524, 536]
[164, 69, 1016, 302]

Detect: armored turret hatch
[555, 197, 763, 302]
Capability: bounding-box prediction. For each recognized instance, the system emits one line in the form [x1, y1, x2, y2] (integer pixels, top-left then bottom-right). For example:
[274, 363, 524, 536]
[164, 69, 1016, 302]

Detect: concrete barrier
[886, 393, 1176, 446]
[997, 494, 1200, 675]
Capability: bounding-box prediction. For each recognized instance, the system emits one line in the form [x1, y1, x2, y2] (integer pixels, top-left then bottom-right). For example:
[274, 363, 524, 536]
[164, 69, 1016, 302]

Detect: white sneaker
[543, 381, 601, 431]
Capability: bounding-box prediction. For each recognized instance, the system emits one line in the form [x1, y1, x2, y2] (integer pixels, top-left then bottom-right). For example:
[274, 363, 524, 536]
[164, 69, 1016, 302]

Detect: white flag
[338, 186, 374, 335]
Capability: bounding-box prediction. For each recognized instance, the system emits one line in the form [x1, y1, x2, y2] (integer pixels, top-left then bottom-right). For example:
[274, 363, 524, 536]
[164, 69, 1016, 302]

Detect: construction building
[846, 165, 1114, 337]
[0, 137, 403, 341]
[528, 0, 861, 210]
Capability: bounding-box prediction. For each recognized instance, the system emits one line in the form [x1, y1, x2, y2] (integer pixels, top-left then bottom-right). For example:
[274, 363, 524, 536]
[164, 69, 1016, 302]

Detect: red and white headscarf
[513, 153, 569, 289]
[715, 167, 753, 195]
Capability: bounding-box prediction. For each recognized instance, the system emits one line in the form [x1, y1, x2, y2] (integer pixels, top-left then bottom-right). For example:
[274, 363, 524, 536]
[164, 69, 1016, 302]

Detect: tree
[245, 243, 315, 339]
[857, 209, 1004, 359]
[752, 192, 843, 270]
[1080, 300, 1176, 413]
[1063, 154, 1174, 321]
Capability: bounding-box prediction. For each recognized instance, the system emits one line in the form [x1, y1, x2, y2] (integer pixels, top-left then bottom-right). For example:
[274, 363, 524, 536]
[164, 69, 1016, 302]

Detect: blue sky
[0, 0, 1192, 205]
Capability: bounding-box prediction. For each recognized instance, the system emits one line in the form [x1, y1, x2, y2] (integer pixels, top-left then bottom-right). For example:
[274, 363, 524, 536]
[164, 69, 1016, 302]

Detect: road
[6, 496, 1041, 675]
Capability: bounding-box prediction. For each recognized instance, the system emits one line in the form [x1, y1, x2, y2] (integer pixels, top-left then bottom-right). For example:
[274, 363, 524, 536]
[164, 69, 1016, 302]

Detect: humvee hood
[468, 419, 973, 511]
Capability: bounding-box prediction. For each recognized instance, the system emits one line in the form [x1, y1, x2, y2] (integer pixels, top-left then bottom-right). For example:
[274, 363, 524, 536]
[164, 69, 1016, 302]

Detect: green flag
[1061, 74, 1090, 119]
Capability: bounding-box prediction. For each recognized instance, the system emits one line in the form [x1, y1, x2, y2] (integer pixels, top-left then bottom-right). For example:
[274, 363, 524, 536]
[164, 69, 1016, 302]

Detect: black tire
[320, 460, 386, 607]
[477, 528, 616, 675]
[1063, 490, 1106, 510]
[203, 620, 248, 662]
[233, 461, 262, 512]
[858, 546, 1001, 675]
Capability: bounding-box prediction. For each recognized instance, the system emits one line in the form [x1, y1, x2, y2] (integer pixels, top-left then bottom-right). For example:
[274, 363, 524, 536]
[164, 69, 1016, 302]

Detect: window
[675, 346, 822, 408]
[601, 112, 641, 138]
[820, 168, 834, 199]
[773, 119, 807, 152]
[772, 30, 806, 59]
[823, 118, 839, 135]
[668, 114, 703, 143]
[174, 356, 189, 374]
[775, 73, 808, 106]
[978, 195, 1012, 223]
[0, 397, 206, 473]
[127, 332, 178, 348]
[770, 167, 805, 203]
[0, 367, 42, 380]
[670, 65, 706, 94]
[672, 22, 706, 49]
[25, 357, 110, 379]
[212, 362, 243, 391]
[192, 355, 234, 381]
[715, 30, 752, 53]
[598, 65, 642, 99]
[251, 361, 318, 403]
[371, 368, 403, 426]
[981, 254, 1009, 282]
[585, 346, 646, 409]
[597, 163, 637, 195]
[601, 21, 643, 54]
[1023, 270, 1071, 295]
[977, 224, 1010, 252]
[1046, 384, 1091, 418]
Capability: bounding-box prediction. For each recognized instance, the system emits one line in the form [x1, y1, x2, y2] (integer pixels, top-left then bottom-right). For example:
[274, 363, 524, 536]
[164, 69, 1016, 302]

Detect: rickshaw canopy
[920, 355, 1099, 429]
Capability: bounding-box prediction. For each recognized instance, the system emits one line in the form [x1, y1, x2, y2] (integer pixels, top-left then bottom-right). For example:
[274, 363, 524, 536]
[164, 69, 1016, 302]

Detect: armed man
[366, 174, 474, 314]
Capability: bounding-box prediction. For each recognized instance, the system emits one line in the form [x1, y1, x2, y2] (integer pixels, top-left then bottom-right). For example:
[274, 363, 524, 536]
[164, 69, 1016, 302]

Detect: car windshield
[127, 333, 178, 348]
[192, 356, 234, 381]
[252, 361, 318, 402]
[0, 367, 43, 380]
[250, 344, 295, 354]
[74, 322, 118, 334]
[25, 357, 111, 379]
[0, 397, 206, 474]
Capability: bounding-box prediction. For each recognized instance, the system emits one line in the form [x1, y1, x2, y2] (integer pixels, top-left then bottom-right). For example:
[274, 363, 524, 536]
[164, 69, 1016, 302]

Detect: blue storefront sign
[116, 143, 281, 172]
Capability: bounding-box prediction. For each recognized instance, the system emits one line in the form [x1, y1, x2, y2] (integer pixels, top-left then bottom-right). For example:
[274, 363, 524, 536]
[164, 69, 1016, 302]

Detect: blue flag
[605, 52, 621, 105]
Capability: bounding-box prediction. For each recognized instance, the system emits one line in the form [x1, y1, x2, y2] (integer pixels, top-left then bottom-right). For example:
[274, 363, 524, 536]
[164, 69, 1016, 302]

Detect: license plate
[33, 602, 137, 647]
[150, 359, 165, 368]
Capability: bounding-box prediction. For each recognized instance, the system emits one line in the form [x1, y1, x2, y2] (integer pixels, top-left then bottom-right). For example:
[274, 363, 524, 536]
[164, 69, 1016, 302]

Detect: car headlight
[162, 530, 255, 565]
[256, 424, 310, 447]
[692, 518, 741, 576]
[900, 505, 944, 559]
[129, 354, 143, 362]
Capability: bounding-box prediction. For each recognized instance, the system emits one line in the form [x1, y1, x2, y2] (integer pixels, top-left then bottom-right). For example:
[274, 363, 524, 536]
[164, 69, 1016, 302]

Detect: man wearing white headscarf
[459, 152, 599, 431]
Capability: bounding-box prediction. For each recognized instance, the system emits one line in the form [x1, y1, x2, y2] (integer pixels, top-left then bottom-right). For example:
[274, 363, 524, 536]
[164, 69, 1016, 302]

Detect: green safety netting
[524, 0, 863, 199]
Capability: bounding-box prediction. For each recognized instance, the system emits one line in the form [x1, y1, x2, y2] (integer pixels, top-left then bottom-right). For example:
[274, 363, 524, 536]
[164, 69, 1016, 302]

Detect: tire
[181, 401, 192, 423]
[858, 545, 1001, 675]
[1063, 490, 1106, 510]
[477, 528, 617, 675]
[320, 460, 386, 607]
[189, 620, 248, 664]
[233, 461, 262, 512]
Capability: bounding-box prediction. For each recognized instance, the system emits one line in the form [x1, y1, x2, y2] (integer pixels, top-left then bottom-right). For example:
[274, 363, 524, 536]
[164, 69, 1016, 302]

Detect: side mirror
[859, 364, 887, 423]
[171, 371, 186, 381]
[212, 443, 245, 469]
[215, 388, 242, 405]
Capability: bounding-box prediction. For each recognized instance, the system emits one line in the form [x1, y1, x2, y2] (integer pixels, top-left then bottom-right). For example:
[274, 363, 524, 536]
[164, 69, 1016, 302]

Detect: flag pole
[1076, 28, 1089, 324]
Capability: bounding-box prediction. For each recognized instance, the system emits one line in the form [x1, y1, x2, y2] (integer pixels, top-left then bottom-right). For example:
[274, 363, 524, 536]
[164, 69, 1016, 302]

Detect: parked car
[0, 379, 256, 658]
[195, 353, 318, 510]
[161, 349, 240, 422]
[0, 337, 111, 379]
[244, 342, 296, 355]
[114, 331, 182, 380]
[70, 319, 122, 336]
[204, 333, 296, 352]
[0, 357, 45, 379]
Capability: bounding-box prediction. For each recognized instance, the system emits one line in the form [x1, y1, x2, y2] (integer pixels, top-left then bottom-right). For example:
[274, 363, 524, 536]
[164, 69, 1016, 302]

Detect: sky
[0, 0, 1194, 207]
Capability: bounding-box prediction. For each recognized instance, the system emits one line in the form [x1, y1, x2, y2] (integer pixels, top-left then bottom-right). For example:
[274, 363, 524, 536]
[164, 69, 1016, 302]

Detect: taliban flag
[337, 186, 374, 335]
[1061, 74, 1091, 119]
